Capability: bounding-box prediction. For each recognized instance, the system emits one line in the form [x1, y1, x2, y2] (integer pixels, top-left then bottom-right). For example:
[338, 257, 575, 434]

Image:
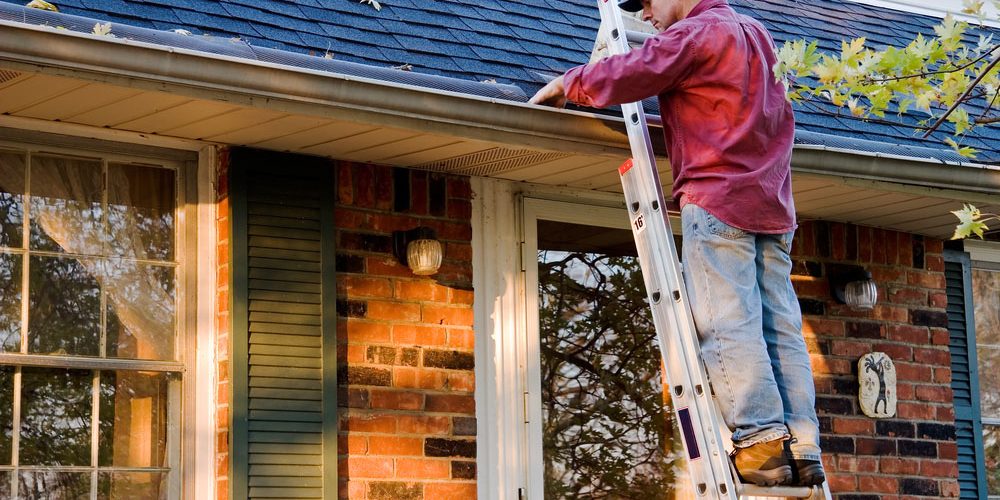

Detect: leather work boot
[790, 458, 826, 487]
[730, 438, 792, 486]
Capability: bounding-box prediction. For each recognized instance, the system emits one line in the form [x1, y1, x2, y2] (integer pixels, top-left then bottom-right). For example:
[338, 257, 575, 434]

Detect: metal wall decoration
[859, 352, 896, 418]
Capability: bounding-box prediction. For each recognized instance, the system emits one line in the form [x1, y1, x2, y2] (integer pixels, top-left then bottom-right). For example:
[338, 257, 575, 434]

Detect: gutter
[1, 10, 999, 198]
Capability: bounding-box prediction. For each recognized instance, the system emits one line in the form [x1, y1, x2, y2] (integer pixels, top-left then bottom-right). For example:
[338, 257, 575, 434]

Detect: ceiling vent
[417, 147, 570, 177]
[0, 70, 21, 85]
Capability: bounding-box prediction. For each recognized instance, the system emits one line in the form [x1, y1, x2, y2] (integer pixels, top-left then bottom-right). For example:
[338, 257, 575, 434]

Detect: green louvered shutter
[944, 249, 987, 500]
[231, 151, 337, 500]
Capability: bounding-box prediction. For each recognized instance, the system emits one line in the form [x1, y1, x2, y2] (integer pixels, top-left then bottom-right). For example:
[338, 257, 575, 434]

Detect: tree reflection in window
[539, 249, 687, 499]
[972, 268, 1000, 496]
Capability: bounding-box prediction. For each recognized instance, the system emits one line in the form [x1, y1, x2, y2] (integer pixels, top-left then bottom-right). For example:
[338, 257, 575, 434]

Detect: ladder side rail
[595, 1, 737, 498]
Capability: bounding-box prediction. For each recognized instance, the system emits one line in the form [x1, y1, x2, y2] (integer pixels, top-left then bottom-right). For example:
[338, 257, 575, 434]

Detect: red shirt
[564, 0, 796, 233]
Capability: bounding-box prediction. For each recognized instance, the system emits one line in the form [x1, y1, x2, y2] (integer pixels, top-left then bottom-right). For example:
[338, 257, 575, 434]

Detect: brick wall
[791, 221, 958, 499]
[335, 162, 476, 500]
[215, 148, 231, 500]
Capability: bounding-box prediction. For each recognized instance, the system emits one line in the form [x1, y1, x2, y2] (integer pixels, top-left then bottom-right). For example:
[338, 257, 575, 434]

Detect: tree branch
[923, 50, 1000, 137]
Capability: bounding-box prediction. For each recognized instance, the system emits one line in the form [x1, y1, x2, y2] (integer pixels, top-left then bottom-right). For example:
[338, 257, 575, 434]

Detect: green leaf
[952, 204, 988, 239]
[944, 137, 980, 158]
[947, 107, 971, 134]
[813, 55, 846, 84]
[933, 14, 968, 52]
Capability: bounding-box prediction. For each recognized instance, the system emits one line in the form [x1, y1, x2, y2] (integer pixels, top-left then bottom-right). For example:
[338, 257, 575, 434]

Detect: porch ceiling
[0, 65, 997, 241]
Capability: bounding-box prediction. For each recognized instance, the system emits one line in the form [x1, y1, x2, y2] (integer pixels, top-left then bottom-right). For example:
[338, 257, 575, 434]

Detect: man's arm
[530, 25, 700, 109]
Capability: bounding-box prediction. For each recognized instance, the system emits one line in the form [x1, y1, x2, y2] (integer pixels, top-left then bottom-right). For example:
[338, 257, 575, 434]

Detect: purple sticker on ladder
[678, 407, 701, 460]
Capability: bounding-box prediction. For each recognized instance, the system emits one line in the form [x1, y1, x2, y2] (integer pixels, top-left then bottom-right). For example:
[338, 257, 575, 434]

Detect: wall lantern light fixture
[828, 264, 878, 311]
[393, 226, 442, 276]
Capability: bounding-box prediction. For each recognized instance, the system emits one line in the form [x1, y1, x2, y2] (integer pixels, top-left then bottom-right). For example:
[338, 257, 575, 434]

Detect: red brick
[938, 442, 958, 459]
[345, 480, 366, 499]
[342, 320, 392, 344]
[450, 288, 474, 306]
[897, 402, 935, 420]
[937, 405, 956, 422]
[888, 325, 928, 344]
[422, 305, 474, 327]
[925, 254, 945, 272]
[873, 305, 909, 323]
[933, 367, 952, 384]
[397, 415, 452, 435]
[426, 394, 476, 414]
[437, 222, 472, 241]
[871, 343, 912, 361]
[367, 256, 415, 278]
[343, 275, 393, 298]
[791, 277, 828, 298]
[393, 325, 448, 346]
[342, 413, 397, 433]
[340, 435, 368, 455]
[897, 232, 912, 266]
[833, 417, 874, 435]
[447, 329, 475, 349]
[895, 362, 932, 382]
[941, 480, 961, 497]
[445, 242, 473, 262]
[342, 456, 394, 478]
[446, 371, 475, 392]
[410, 171, 429, 215]
[895, 382, 914, 400]
[396, 458, 451, 479]
[374, 165, 393, 211]
[880, 457, 920, 474]
[423, 482, 477, 500]
[368, 436, 424, 456]
[370, 389, 426, 411]
[920, 460, 958, 478]
[394, 367, 447, 390]
[887, 287, 927, 306]
[859, 475, 898, 493]
[367, 301, 421, 322]
[827, 474, 857, 492]
[931, 328, 950, 345]
[831, 340, 871, 357]
[858, 226, 873, 262]
[907, 270, 945, 289]
[836, 456, 878, 472]
[447, 177, 472, 200]
[928, 292, 948, 308]
[914, 347, 950, 366]
[925, 239, 944, 253]
[870, 266, 906, 284]
[337, 163, 353, 204]
[831, 224, 847, 260]
[395, 280, 449, 302]
[811, 355, 851, 375]
[802, 318, 846, 337]
[915, 385, 951, 403]
[447, 199, 472, 219]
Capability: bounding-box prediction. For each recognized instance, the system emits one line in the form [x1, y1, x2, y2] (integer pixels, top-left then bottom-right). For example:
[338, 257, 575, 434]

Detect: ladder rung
[625, 29, 654, 44]
[738, 483, 823, 498]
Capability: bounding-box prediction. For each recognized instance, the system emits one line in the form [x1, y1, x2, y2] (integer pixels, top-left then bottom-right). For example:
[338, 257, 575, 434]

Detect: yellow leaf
[25, 0, 57, 11]
[92, 22, 113, 37]
[951, 204, 988, 239]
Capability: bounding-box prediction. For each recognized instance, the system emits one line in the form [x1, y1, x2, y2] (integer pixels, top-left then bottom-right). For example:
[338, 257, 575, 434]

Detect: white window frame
[473, 178, 681, 500]
[0, 128, 216, 500]
[965, 239, 1000, 499]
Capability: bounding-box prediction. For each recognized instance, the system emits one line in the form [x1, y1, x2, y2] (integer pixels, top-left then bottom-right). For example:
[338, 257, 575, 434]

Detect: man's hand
[529, 75, 567, 108]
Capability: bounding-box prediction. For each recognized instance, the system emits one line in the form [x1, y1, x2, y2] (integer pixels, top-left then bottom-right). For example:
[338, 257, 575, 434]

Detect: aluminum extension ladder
[595, 1, 833, 498]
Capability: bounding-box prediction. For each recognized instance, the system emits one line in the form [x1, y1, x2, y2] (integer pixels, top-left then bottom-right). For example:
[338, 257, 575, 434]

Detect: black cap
[618, 0, 643, 12]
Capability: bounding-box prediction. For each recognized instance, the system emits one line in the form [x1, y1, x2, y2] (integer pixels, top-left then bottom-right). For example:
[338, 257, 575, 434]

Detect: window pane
[0, 253, 21, 352]
[538, 227, 688, 498]
[18, 470, 90, 499]
[973, 268, 1000, 348]
[0, 366, 13, 465]
[0, 151, 25, 248]
[98, 471, 167, 499]
[980, 346, 1000, 418]
[29, 156, 103, 255]
[986, 424, 999, 496]
[107, 164, 174, 261]
[19, 368, 92, 466]
[99, 371, 169, 468]
[106, 262, 175, 360]
[0, 471, 10, 498]
[28, 255, 101, 357]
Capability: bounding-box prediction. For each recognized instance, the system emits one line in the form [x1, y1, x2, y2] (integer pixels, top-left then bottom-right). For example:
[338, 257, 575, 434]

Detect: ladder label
[677, 407, 702, 460]
[618, 158, 634, 176]
[632, 213, 646, 235]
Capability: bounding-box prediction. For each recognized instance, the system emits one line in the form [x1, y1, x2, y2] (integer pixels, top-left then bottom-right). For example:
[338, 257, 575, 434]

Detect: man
[530, 0, 825, 488]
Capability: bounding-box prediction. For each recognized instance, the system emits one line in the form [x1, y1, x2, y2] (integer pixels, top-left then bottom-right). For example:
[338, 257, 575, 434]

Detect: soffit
[0, 67, 997, 241]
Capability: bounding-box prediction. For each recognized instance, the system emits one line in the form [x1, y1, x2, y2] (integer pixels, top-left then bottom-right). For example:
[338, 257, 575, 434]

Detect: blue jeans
[681, 204, 821, 461]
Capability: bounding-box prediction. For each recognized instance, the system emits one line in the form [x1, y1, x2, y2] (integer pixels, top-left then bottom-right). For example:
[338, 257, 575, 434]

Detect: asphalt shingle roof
[3, 0, 998, 161]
